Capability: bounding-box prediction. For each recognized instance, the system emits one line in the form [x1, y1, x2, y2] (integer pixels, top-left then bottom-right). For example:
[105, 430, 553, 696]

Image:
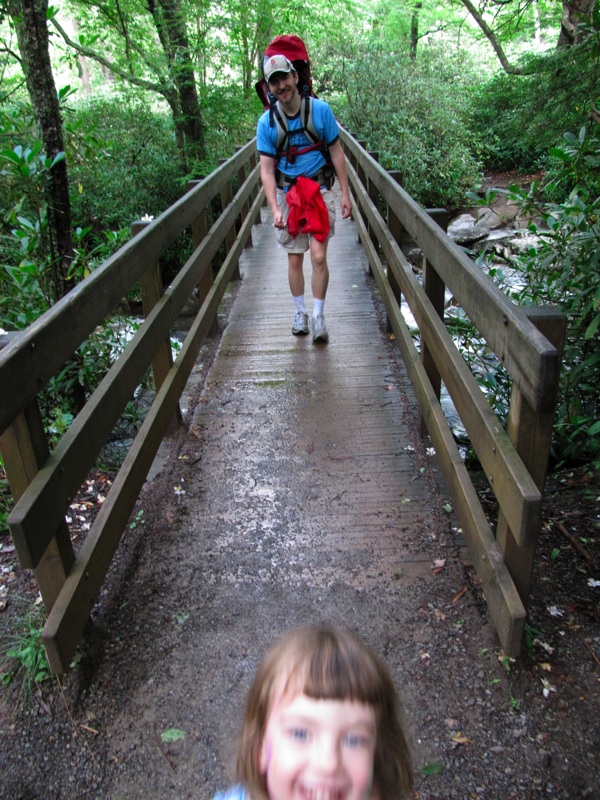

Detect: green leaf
[49, 151, 66, 169]
[587, 419, 600, 436]
[584, 313, 600, 340]
[0, 149, 24, 165]
[421, 762, 445, 776]
[161, 727, 186, 743]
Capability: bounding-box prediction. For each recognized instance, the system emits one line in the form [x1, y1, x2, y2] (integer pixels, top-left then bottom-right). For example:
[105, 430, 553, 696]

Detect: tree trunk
[558, 0, 596, 46]
[459, 0, 523, 75]
[9, 0, 75, 302]
[410, 2, 422, 60]
[154, 0, 206, 169]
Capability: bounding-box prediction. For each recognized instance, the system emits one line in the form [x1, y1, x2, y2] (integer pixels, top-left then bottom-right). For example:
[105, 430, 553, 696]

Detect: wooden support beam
[132, 220, 182, 432]
[496, 307, 567, 605]
[0, 402, 74, 609]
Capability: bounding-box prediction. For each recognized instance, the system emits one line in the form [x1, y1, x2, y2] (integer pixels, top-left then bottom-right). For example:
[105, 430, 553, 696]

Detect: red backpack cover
[255, 34, 316, 108]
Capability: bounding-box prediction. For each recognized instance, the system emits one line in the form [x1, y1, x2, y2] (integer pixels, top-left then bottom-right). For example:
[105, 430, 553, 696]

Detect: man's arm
[328, 140, 352, 219]
[260, 155, 286, 229]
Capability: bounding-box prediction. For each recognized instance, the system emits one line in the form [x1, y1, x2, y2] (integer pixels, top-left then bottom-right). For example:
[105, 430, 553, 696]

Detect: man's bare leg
[309, 239, 330, 342]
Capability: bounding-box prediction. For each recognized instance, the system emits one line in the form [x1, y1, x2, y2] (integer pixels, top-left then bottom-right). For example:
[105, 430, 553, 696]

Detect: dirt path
[1, 202, 598, 800]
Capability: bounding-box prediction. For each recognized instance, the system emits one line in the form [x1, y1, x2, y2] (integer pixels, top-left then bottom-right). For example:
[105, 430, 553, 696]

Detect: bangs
[278, 627, 384, 706]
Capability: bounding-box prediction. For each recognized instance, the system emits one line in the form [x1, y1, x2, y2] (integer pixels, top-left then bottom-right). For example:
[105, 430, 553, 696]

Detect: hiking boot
[292, 310, 309, 336]
[312, 314, 329, 343]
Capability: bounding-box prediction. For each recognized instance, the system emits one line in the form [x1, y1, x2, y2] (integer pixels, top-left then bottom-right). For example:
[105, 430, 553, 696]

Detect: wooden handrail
[340, 130, 559, 415]
[341, 129, 565, 656]
[0, 140, 257, 437]
[0, 143, 261, 671]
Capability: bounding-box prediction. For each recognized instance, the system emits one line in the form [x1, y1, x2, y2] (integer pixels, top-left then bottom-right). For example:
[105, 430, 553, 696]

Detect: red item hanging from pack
[285, 176, 331, 243]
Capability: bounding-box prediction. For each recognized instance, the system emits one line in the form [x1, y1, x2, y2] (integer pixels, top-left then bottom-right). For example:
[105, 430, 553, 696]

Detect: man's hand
[340, 191, 352, 220]
[272, 208, 286, 228]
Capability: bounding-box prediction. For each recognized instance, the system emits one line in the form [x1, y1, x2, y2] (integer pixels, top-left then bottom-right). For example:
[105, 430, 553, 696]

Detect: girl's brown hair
[236, 625, 413, 800]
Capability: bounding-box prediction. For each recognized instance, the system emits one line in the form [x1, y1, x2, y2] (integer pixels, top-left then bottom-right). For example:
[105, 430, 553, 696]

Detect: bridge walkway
[94, 198, 491, 798]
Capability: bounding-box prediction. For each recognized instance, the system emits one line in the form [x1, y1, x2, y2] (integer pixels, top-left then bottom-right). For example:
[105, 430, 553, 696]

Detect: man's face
[267, 71, 299, 104]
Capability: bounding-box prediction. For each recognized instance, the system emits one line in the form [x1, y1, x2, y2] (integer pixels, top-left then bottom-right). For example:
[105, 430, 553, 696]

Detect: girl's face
[259, 692, 377, 800]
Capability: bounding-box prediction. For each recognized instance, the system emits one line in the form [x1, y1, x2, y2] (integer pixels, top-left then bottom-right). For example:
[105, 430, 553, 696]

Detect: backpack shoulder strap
[272, 102, 290, 152]
[301, 96, 320, 145]
[272, 96, 321, 153]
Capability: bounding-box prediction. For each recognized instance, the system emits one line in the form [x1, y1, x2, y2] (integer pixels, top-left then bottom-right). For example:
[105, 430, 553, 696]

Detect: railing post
[186, 180, 219, 338]
[367, 151, 380, 260]
[248, 136, 264, 222]
[355, 140, 368, 244]
[218, 158, 241, 280]
[0, 399, 75, 611]
[496, 307, 566, 611]
[386, 170, 405, 333]
[235, 145, 253, 249]
[421, 209, 449, 406]
[131, 220, 182, 429]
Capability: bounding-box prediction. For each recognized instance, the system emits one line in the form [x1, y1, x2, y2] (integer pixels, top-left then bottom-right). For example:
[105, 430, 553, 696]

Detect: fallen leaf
[453, 732, 471, 747]
[421, 762, 444, 776]
[161, 727, 186, 743]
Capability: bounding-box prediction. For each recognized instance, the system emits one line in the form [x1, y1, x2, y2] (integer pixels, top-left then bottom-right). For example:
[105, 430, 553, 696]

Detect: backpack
[255, 35, 335, 188]
[255, 34, 315, 109]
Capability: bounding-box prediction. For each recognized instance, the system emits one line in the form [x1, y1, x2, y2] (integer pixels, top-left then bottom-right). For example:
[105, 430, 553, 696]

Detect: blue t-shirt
[213, 785, 246, 800]
[256, 98, 339, 179]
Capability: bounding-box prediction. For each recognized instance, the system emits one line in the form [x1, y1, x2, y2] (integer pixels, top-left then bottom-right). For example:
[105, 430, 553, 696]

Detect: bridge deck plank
[186, 198, 446, 593]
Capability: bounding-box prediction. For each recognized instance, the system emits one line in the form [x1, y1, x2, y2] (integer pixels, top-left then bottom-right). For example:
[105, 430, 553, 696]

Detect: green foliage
[66, 94, 183, 231]
[475, 127, 600, 464]
[0, 455, 11, 534]
[1, 601, 51, 702]
[328, 38, 483, 208]
[191, 86, 261, 177]
[0, 109, 61, 323]
[470, 29, 600, 171]
[0, 98, 130, 330]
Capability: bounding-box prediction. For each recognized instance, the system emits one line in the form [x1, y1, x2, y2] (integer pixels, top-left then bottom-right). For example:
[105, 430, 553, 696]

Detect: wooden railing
[0, 139, 263, 673]
[341, 128, 566, 656]
[1, 133, 565, 670]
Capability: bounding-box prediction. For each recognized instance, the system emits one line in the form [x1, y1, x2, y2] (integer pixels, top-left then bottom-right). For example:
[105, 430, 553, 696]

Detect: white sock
[313, 299, 325, 318]
[293, 295, 306, 313]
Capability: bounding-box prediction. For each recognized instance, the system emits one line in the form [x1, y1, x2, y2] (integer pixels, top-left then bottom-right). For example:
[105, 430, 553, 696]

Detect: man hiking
[256, 53, 352, 343]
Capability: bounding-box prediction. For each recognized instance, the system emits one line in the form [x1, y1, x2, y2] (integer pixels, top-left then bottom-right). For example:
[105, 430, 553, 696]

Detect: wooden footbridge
[0, 133, 565, 673]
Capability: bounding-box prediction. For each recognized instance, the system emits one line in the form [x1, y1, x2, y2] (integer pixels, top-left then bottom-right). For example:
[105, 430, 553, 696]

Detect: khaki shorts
[275, 188, 336, 254]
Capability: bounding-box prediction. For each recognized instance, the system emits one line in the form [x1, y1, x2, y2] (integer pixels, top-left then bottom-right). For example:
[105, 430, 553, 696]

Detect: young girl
[214, 625, 414, 800]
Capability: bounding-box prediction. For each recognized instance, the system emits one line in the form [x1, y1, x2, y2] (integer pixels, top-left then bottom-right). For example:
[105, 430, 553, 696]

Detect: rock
[505, 231, 541, 254]
[447, 213, 491, 244]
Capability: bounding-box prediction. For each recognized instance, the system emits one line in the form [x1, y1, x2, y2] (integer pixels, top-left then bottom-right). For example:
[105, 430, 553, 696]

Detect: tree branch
[459, 0, 524, 74]
[49, 16, 169, 95]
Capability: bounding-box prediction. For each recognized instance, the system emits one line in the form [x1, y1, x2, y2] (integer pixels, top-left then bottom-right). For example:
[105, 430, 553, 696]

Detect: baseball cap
[264, 54, 294, 83]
